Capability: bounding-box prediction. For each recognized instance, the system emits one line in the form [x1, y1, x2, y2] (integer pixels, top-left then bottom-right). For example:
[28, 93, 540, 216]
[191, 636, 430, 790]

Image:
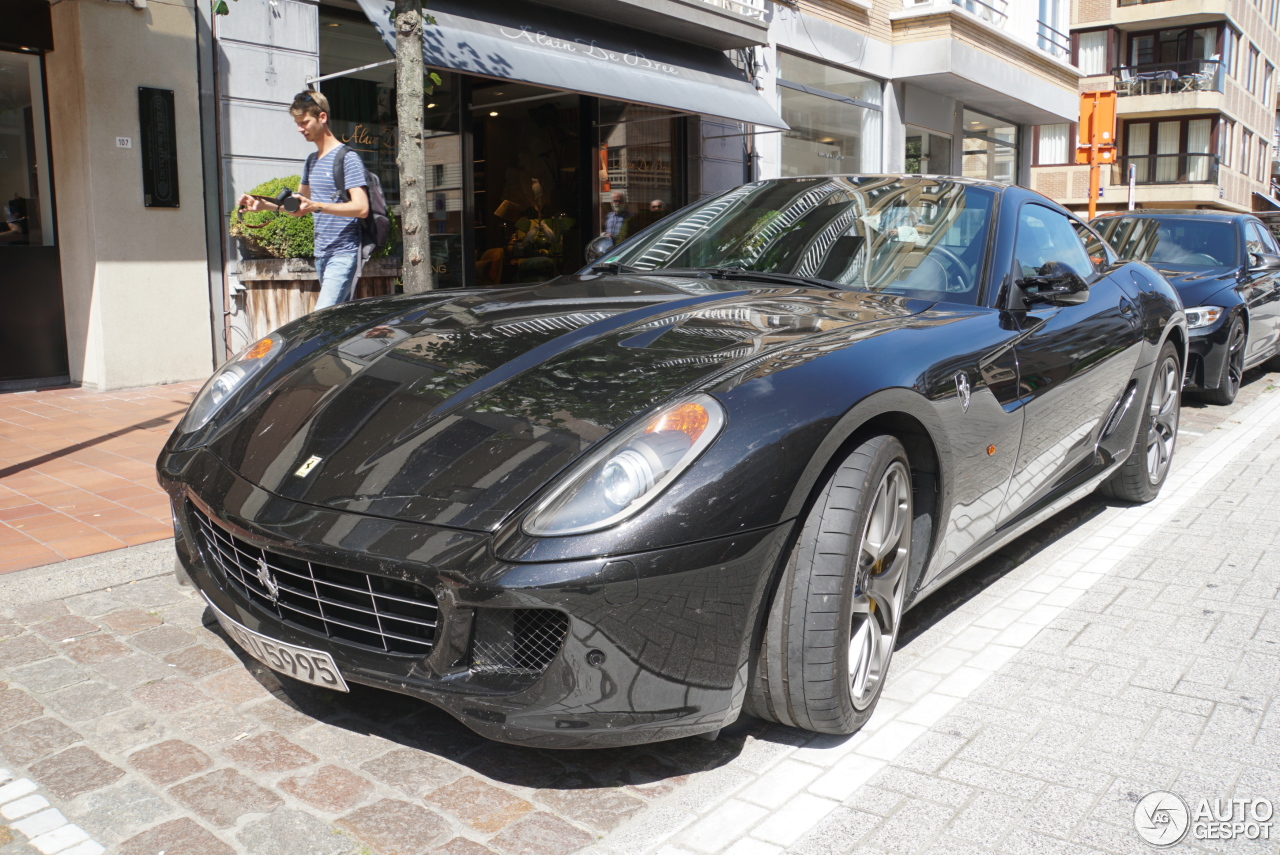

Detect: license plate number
[205, 598, 349, 692]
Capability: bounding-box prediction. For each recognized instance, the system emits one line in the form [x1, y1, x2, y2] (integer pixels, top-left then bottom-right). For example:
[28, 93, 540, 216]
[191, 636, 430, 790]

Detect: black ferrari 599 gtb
[159, 176, 1185, 747]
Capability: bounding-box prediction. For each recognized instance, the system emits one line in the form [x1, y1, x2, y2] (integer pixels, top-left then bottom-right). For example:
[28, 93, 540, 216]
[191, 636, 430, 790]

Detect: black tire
[745, 435, 912, 735]
[1202, 317, 1244, 406]
[1100, 341, 1180, 503]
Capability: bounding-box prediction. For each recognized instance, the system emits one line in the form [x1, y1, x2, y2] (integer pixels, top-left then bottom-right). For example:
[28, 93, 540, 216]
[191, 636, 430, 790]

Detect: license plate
[204, 598, 349, 692]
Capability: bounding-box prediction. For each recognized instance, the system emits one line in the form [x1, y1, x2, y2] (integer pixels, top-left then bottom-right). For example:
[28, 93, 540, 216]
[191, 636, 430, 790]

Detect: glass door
[905, 126, 952, 175]
[0, 48, 66, 385]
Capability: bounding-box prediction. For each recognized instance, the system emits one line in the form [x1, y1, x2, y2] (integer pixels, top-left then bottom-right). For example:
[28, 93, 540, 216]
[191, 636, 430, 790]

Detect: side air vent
[469, 608, 569, 675]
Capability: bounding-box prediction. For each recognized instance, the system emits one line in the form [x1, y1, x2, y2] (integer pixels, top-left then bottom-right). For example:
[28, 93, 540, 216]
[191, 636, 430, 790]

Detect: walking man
[237, 90, 368, 310]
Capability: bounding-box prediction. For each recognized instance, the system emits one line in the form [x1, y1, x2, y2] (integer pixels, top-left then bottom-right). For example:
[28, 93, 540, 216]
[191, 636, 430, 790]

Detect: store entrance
[0, 48, 66, 387]
[470, 82, 587, 286]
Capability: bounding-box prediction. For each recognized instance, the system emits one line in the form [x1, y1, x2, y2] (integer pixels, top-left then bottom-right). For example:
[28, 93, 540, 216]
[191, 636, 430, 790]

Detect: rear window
[1098, 217, 1238, 267]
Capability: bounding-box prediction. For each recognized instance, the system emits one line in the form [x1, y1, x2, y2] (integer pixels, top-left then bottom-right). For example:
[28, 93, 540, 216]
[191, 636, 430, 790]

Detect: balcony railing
[1112, 60, 1224, 96]
[1122, 153, 1220, 184]
[699, 0, 766, 20]
[952, 0, 1008, 27]
[1037, 20, 1070, 60]
[1118, 0, 1174, 5]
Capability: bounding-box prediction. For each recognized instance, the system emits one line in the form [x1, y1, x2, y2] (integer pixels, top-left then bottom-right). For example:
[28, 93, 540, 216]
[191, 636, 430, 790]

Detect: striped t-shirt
[302, 147, 367, 257]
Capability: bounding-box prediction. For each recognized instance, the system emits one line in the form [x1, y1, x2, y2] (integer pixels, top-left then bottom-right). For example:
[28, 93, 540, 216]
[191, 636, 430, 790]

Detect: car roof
[1092, 209, 1250, 223]
[765, 174, 1011, 191]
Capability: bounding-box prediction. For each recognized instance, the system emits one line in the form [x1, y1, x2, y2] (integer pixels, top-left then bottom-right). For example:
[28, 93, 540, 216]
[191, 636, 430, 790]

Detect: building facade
[1032, 0, 1280, 214]
[6, 0, 1079, 391]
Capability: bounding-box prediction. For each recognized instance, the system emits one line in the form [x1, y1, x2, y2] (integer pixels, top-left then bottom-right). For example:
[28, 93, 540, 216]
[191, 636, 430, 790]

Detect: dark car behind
[1091, 210, 1280, 404]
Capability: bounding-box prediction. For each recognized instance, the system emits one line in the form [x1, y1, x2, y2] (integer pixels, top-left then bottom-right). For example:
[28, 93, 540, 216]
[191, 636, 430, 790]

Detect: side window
[1070, 218, 1110, 270]
[1245, 222, 1268, 257]
[1248, 221, 1279, 255]
[1012, 204, 1095, 281]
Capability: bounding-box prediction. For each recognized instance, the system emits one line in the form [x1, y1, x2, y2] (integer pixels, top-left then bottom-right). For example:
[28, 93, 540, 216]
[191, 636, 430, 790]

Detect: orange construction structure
[1076, 92, 1117, 219]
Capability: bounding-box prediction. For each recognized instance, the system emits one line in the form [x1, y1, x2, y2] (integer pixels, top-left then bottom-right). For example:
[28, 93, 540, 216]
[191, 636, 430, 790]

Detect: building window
[1123, 116, 1217, 184]
[904, 126, 952, 174]
[1035, 124, 1072, 165]
[962, 110, 1018, 185]
[778, 52, 883, 176]
[1121, 26, 1223, 96]
[1076, 31, 1109, 75]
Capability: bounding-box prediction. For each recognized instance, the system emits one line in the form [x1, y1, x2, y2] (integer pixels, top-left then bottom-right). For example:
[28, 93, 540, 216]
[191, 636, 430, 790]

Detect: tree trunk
[395, 0, 432, 293]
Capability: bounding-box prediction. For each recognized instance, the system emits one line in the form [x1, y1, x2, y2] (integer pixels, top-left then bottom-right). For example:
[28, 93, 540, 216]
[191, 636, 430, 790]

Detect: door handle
[1119, 298, 1134, 316]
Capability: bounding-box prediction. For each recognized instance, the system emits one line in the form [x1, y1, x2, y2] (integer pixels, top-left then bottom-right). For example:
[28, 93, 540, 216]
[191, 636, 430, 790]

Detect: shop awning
[353, 0, 788, 130]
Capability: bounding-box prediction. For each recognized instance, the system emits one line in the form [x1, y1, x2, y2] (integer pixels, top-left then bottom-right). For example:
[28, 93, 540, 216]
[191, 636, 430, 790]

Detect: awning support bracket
[306, 59, 395, 86]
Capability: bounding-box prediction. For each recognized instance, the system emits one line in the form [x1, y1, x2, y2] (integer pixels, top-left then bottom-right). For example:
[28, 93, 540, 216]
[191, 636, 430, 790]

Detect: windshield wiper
[589, 262, 643, 274]
[695, 267, 846, 290]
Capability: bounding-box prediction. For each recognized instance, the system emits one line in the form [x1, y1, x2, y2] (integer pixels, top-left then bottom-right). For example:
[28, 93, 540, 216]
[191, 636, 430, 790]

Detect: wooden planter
[237, 257, 401, 340]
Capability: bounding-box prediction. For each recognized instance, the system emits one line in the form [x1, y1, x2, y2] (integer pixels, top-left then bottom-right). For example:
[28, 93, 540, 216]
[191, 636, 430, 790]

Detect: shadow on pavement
[201, 609, 746, 792]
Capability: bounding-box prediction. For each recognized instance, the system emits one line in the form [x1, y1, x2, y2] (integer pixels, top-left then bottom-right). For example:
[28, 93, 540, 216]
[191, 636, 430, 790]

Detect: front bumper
[159, 449, 789, 748]
[1185, 321, 1231, 390]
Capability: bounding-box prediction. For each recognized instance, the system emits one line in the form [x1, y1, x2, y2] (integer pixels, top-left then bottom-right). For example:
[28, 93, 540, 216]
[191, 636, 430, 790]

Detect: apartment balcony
[1031, 161, 1249, 211]
[891, 0, 1080, 124]
[1106, 60, 1227, 119]
[528, 0, 768, 49]
[1093, 0, 1231, 31]
[1121, 152, 1220, 185]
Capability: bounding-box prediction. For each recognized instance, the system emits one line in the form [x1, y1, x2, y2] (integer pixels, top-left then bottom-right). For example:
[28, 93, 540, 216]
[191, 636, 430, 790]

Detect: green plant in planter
[229, 175, 314, 259]
[229, 174, 401, 261]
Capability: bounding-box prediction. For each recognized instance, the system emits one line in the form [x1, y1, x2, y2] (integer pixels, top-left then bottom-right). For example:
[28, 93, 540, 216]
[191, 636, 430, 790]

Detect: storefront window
[962, 109, 1018, 185]
[596, 101, 684, 245]
[779, 52, 882, 176]
[471, 82, 584, 286]
[0, 50, 54, 247]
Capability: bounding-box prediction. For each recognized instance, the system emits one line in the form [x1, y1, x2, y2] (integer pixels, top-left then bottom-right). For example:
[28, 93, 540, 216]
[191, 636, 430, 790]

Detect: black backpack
[315, 144, 391, 259]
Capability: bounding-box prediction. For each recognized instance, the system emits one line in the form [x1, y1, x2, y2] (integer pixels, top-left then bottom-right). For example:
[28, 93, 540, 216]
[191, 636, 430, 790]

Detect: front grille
[190, 505, 437, 656]
[470, 608, 569, 675]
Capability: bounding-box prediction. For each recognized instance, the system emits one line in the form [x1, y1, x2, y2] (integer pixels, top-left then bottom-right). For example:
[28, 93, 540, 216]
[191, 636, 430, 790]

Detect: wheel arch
[772, 389, 951, 615]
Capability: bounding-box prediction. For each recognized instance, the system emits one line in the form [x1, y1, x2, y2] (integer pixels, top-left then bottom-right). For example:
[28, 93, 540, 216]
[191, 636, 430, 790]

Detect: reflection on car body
[159, 177, 1186, 747]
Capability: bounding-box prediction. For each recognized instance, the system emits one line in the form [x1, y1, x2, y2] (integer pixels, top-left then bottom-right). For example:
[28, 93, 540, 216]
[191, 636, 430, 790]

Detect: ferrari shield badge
[294, 455, 322, 478]
[955, 372, 971, 413]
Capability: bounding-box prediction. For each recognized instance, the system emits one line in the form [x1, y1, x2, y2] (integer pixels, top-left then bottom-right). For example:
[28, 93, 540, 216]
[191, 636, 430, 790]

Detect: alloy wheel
[849, 459, 911, 710]
[1146, 357, 1180, 485]
[1225, 322, 1245, 398]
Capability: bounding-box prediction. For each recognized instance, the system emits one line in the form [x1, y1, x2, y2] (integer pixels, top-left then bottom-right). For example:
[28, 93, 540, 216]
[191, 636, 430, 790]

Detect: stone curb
[0, 540, 176, 609]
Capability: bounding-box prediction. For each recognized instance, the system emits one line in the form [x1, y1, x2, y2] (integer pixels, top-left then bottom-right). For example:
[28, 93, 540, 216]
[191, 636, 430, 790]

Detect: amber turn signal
[646, 402, 711, 442]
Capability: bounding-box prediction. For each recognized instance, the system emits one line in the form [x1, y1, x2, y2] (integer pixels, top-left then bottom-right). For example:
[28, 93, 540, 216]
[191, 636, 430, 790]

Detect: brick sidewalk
[0, 383, 199, 575]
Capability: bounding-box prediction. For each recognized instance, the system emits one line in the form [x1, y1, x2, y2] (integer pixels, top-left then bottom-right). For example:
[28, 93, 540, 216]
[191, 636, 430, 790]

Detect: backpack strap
[303, 151, 318, 187]
[331, 144, 350, 204]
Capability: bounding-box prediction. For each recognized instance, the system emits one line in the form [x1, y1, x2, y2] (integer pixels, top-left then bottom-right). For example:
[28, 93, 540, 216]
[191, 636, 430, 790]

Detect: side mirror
[1249, 251, 1280, 273]
[585, 234, 614, 263]
[1017, 261, 1089, 307]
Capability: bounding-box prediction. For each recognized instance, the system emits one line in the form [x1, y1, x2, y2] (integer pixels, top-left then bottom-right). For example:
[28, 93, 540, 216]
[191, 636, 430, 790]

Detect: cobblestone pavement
[0, 383, 199, 574]
[0, 370, 1277, 854]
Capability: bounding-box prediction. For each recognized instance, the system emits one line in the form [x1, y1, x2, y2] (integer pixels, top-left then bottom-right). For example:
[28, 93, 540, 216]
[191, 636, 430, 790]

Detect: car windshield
[1100, 217, 1238, 268]
[596, 177, 996, 305]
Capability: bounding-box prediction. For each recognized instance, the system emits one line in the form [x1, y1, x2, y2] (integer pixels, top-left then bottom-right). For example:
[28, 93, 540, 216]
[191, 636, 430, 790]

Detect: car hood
[207, 275, 930, 531]
[1148, 264, 1239, 307]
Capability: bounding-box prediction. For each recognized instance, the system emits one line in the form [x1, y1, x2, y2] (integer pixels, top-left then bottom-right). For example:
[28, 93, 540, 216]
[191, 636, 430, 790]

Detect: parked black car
[159, 176, 1186, 748]
[1091, 210, 1280, 404]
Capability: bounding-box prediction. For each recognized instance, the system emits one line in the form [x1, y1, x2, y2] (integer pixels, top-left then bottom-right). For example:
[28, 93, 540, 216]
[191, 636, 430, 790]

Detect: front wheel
[745, 435, 912, 734]
[1101, 341, 1180, 503]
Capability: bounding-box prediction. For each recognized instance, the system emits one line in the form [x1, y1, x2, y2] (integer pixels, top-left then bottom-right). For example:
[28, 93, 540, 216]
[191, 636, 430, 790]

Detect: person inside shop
[603, 190, 630, 240]
[0, 194, 28, 245]
[618, 198, 668, 242]
[236, 89, 368, 310]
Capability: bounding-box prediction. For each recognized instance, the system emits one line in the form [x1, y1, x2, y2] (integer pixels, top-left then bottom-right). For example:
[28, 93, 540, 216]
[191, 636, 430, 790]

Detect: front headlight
[524, 395, 726, 536]
[176, 334, 283, 435]
[1185, 305, 1224, 330]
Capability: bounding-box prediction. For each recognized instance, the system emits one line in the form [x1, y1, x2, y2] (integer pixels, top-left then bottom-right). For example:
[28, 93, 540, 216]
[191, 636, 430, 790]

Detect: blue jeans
[314, 251, 359, 310]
